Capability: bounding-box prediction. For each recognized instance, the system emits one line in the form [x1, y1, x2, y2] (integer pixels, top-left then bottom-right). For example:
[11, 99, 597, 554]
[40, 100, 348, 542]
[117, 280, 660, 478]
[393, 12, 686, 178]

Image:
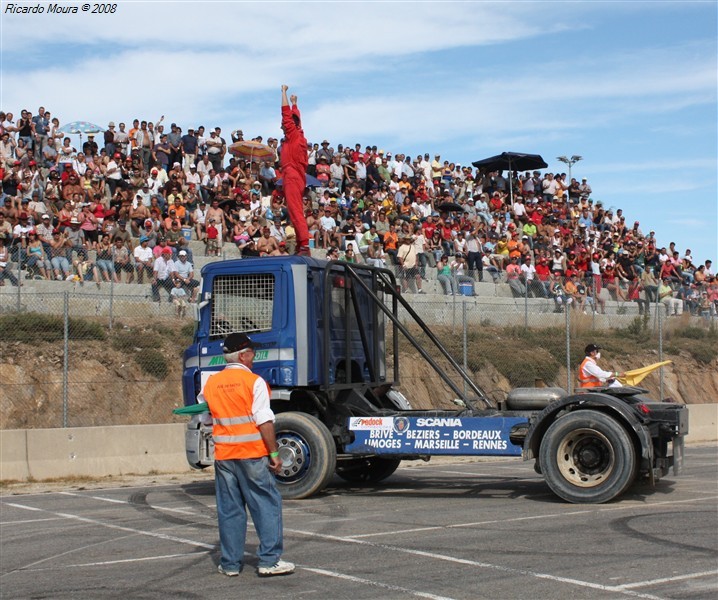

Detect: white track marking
[288, 528, 664, 600]
[302, 566, 457, 600]
[2, 502, 215, 550]
[0, 517, 63, 525]
[30, 552, 211, 570]
[617, 570, 718, 590]
[57, 491, 213, 518]
[348, 509, 592, 539]
[347, 495, 718, 539]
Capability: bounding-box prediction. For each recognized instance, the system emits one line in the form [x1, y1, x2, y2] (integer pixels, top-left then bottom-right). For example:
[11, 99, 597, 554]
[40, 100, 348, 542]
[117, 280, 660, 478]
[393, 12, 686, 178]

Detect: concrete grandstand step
[11, 278, 153, 297]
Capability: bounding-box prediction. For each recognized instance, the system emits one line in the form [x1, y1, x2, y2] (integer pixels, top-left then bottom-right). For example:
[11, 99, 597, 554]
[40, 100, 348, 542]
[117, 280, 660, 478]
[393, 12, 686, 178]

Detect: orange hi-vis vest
[202, 367, 271, 460]
[578, 357, 601, 388]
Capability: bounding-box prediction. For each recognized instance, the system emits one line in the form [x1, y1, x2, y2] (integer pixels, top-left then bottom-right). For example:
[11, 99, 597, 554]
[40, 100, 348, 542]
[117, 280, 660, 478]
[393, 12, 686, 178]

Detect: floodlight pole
[556, 154, 583, 183]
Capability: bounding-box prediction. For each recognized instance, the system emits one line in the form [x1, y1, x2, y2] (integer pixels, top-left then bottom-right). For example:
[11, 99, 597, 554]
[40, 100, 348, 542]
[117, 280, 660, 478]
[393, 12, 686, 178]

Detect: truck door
[195, 259, 317, 390]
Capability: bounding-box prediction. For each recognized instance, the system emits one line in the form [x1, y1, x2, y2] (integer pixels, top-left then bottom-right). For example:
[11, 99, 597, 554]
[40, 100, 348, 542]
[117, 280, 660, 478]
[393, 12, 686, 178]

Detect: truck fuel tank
[505, 387, 567, 411]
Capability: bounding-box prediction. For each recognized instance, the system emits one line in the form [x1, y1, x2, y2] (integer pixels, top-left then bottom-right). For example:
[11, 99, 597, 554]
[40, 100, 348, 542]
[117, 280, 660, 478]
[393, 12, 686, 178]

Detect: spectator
[506, 256, 526, 297]
[133, 236, 154, 284]
[25, 230, 51, 279]
[205, 219, 220, 256]
[256, 227, 279, 256]
[550, 272, 573, 313]
[574, 275, 595, 314]
[366, 236, 386, 268]
[110, 219, 132, 249]
[181, 128, 198, 170]
[396, 235, 423, 293]
[436, 255, 456, 295]
[111, 237, 134, 283]
[165, 219, 184, 255]
[95, 236, 116, 283]
[49, 228, 72, 280]
[342, 246, 359, 264]
[450, 252, 474, 295]
[659, 278, 683, 316]
[0, 237, 21, 286]
[319, 207, 339, 249]
[64, 218, 88, 261]
[170, 278, 189, 317]
[602, 264, 626, 302]
[72, 256, 101, 287]
[151, 247, 177, 301]
[175, 249, 199, 302]
[628, 277, 650, 316]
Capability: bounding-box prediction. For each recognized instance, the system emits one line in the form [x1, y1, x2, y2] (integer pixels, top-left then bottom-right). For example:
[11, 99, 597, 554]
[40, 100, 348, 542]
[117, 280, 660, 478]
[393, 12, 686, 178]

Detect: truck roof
[199, 255, 328, 276]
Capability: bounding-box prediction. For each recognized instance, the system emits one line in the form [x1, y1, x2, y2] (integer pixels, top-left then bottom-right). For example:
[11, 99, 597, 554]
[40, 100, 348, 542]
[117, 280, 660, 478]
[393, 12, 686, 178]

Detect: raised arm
[281, 85, 289, 107]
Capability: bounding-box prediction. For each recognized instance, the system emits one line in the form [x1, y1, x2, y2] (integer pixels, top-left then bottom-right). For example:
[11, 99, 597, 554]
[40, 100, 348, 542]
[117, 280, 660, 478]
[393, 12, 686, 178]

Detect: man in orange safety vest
[199, 332, 295, 578]
[578, 343, 625, 388]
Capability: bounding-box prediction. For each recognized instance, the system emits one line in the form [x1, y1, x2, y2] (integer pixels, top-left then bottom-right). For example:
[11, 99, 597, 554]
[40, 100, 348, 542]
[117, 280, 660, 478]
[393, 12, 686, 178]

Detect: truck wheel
[539, 410, 637, 504]
[335, 458, 401, 483]
[274, 412, 337, 500]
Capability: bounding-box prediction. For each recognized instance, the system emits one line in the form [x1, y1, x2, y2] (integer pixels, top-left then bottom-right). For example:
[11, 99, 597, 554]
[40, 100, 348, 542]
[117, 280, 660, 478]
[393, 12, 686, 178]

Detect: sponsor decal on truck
[347, 417, 525, 456]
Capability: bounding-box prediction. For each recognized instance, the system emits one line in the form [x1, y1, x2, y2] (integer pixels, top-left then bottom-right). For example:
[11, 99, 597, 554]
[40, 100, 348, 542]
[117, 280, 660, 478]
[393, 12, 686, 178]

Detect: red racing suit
[281, 104, 309, 252]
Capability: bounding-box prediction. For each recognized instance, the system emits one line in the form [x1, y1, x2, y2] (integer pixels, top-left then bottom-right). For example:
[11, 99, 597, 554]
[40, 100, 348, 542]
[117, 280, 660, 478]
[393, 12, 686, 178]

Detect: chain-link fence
[1, 279, 716, 429]
[388, 289, 716, 411]
[0, 289, 192, 430]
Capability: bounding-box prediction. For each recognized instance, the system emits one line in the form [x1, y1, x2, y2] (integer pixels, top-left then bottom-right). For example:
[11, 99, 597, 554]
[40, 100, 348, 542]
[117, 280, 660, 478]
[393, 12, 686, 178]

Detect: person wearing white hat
[174, 249, 199, 302]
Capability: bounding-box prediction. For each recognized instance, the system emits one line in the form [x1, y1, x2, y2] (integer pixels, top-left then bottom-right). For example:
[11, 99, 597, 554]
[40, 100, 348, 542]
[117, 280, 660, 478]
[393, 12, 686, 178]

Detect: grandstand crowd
[0, 106, 716, 318]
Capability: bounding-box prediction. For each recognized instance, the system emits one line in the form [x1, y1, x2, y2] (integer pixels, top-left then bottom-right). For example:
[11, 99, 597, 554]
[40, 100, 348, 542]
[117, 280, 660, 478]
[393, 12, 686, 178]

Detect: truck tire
[539, 410, 637, 504]
[335, 458, 401, 483]
[274, 412, 337, 500]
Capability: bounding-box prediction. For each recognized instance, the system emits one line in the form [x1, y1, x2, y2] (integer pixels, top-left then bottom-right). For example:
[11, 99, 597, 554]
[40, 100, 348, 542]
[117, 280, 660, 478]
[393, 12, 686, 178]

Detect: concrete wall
[1, 406, 715, 482]
[685, 403, 718, 443]
[0, 423, 193, 482]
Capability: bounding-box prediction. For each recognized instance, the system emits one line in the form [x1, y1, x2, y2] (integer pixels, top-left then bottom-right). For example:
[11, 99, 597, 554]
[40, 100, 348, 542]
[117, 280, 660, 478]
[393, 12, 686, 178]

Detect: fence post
[591, 276, 596, 330]
[462, 301, 468, 398]
[565, 300, 572, 393]
[524, 279, 529, 329]
[658, 307, 664, 401]
[16, 256, 22, 311]
[451, 293, 456, 334]
[109, 252, 115, 329]
[63, 290, 69, 428]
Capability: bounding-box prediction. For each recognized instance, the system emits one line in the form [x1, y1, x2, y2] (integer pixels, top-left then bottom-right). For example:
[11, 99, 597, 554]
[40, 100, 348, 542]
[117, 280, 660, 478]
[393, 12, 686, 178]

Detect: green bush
[687, 342, 718, 365]
[0, 313, 105, 343]
[134, 348, 169, 379]
[68, 318, 106, 341]
[674, 327, 707, 340]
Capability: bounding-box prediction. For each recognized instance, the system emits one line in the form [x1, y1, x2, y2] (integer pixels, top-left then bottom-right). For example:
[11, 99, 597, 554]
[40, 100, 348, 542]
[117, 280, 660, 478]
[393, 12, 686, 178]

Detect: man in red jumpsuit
[280, 85, 310, 255]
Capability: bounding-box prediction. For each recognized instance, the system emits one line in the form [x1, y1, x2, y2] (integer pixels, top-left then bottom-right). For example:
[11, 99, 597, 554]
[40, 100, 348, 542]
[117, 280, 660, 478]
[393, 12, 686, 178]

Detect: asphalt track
[1, 446, 716, 600]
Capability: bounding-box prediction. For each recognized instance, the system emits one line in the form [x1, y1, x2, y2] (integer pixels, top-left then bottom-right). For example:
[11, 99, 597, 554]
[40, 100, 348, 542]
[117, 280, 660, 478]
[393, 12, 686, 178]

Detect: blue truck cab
[182, 256, 688, 504]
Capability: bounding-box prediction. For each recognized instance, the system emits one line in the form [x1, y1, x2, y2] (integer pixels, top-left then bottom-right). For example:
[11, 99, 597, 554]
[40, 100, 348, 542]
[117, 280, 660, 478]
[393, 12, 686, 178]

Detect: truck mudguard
[523, 391, 653, 462]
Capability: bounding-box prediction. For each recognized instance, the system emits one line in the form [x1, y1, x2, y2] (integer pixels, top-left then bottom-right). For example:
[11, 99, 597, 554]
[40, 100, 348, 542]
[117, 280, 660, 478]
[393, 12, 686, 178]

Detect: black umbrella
[472, 152, 548, 203]
[436, 202, 465, 213]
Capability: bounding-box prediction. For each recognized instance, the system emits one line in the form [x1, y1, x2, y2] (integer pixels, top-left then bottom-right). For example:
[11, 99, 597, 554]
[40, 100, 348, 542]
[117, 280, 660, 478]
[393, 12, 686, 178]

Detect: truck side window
[209, 274, 275, 339]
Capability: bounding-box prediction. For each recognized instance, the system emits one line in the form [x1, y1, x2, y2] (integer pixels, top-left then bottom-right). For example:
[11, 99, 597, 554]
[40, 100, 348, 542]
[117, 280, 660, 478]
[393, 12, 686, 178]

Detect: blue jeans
[214, 457, 284, 571]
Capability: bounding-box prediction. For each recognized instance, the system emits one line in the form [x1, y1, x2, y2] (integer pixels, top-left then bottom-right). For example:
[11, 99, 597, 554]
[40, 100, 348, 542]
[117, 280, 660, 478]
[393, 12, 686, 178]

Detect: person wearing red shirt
[422, 216, 436, 240]
[280, 85, 310, 255]
[529, 207, 544, 227]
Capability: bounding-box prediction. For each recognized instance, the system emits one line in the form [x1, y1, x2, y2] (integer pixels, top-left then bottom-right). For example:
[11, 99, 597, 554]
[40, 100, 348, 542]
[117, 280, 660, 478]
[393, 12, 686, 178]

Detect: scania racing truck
[181, 256, 687, 504]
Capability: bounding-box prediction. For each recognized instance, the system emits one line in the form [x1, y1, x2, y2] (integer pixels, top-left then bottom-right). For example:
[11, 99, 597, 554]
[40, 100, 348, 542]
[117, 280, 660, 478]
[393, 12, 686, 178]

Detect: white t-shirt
[153, 257, 177, 280]
[134, 245, 154, 263]
[320, 216, 336, 232]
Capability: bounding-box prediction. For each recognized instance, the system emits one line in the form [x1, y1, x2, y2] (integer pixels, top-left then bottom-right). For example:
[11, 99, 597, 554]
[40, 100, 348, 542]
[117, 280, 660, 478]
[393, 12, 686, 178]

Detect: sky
[1, 0, 716, 264]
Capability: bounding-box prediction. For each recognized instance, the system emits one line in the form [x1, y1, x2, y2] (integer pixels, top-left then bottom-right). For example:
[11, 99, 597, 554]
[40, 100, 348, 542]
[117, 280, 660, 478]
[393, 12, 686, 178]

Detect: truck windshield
[209, 273, 275, 339]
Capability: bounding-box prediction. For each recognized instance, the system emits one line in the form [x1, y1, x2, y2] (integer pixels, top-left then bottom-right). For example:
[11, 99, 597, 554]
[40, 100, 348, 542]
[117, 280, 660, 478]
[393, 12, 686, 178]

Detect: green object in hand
[173, 402, 210, 415]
